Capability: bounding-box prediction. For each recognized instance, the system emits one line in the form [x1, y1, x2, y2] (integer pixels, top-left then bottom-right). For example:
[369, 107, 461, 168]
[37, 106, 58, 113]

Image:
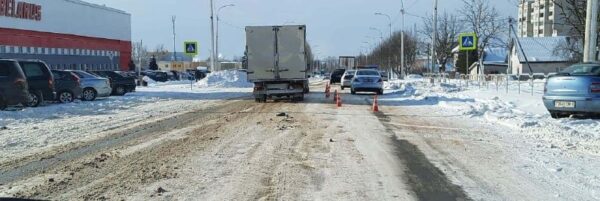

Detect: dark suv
[89, 71, 136, 96]
[17, 60, 56, 107]
[0, 59, 30, 110]
[330, 69, 346, 84]
[52, 70, 82, 103]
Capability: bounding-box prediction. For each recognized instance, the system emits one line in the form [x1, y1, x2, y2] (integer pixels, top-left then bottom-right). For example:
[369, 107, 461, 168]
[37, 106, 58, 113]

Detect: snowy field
[0, 70, 253, 163]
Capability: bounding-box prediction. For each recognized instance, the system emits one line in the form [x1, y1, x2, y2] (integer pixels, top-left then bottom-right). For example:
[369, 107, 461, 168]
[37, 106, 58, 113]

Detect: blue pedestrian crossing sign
[184, 41, 198, 56]
[458, 33, 477, 51]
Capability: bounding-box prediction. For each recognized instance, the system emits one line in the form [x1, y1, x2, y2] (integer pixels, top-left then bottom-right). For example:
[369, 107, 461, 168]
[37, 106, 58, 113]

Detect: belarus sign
[458, 33, 477, 51]
[184, 41, 198, 56]
[0, 0, 42, 21]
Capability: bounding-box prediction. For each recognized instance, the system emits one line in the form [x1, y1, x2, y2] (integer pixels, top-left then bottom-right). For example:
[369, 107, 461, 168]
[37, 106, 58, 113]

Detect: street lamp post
[216, 4, 235, 71]
[375, 12, 393, 73]
[374, 12, 392, 38]
[362, 41, 372, 65]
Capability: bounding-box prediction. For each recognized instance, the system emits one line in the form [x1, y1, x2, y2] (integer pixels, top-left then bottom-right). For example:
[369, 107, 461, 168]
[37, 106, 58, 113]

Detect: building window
[538, 29, 543, 34]
[539, 13, 544, 18]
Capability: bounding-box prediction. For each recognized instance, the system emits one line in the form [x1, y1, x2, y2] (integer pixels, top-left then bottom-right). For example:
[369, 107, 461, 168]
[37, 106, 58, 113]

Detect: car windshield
[71, 71, 98, 79]
[356, 70, 380, 76]
[561, 65, 600, 75]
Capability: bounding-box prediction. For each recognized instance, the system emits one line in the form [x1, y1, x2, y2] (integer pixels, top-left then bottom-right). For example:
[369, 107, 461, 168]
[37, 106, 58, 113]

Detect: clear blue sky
[86, 0, 518, 59]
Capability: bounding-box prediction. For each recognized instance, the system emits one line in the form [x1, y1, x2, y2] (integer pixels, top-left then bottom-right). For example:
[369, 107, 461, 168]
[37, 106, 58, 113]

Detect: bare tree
[552, 0, 587, 37]
[153, 44, 170, 60]
[461, 0, 505, 72]
[421, 12, 464, 72]
[131, 42, 149, 68]
[366, 31, 419, 74]
[551, 0, 592, 62]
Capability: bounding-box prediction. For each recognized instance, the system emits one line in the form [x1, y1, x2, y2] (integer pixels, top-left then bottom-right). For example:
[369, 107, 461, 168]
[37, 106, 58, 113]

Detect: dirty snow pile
[197, 70, 253, 88]
[0, 82, 252, 163]
[384, 78, 600, 155]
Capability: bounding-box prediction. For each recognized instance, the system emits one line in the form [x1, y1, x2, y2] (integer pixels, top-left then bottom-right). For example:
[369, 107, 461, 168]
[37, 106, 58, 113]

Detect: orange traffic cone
[372, 95, 379, 112]
[337, 94, 342, 107]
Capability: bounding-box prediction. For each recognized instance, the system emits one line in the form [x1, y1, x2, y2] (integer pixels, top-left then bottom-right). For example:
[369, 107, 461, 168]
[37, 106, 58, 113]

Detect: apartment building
[517, 0, 569, 37]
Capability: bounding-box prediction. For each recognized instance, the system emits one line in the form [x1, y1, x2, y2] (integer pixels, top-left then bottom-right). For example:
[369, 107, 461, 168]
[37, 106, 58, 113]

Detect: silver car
[351, 69, 384, 95]
[340, 70, 356, 90]
[68, 70, 112, 101]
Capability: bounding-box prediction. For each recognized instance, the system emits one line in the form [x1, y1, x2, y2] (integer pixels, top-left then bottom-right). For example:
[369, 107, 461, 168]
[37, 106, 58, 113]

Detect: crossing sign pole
[184, 41, 199, 57]
[458, 33, 477, 75]
[184, 41, 199, 90]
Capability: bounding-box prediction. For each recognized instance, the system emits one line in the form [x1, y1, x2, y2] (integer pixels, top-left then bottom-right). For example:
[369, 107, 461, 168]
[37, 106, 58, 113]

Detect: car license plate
[366, 79, 372, 82]
[555, 101, 575, 108]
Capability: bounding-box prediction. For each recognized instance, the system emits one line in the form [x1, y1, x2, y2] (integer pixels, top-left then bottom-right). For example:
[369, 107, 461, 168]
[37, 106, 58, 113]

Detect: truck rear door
[277, 26, 307, 79]
[246, 26, 276, 81]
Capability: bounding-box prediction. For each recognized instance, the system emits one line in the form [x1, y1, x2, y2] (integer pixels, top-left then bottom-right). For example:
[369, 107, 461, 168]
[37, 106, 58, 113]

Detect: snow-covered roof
[514, 36, 571, 63]
[484, 47, 508, 63]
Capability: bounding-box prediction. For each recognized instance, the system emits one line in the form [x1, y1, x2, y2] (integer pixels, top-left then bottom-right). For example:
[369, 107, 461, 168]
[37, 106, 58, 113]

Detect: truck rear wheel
[0, 98, 6, 110]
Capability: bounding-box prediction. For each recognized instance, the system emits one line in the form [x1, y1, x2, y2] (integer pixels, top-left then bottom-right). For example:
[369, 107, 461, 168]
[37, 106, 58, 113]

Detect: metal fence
[422, 73, 549, 96]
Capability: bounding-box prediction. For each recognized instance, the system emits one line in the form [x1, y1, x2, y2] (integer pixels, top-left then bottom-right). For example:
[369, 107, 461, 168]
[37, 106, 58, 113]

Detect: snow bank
[197, 70, 253, 88]
[385, 78, 600, 155]
[0, 83, 251, 163]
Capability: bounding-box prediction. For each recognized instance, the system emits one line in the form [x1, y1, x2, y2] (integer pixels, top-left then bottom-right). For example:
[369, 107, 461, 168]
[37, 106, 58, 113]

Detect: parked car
[186, 69, 207, 80]
[340, 70, 356, 90]
[406, 74, 423, 80]
[51, 70, 82, 103]
[142, 71, 169, 82]
[351, 69, 384, 95]
[543, 63, 600, 118]
[68, 70, 112, 101]
[329, 69, 346, 84]
[17, 60, 56, 107]
[168, 71, 179, 81]
[380, 71, 389, 81]
[88, 71, 136, 96]
[0, 59, 30, 110]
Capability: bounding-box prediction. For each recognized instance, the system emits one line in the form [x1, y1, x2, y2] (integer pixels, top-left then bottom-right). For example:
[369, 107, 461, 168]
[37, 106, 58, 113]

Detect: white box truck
[245, 25, 309, 102]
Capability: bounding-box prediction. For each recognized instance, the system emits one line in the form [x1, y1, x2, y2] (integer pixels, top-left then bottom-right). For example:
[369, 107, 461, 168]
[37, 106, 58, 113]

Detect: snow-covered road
[1, 73, 599, 200]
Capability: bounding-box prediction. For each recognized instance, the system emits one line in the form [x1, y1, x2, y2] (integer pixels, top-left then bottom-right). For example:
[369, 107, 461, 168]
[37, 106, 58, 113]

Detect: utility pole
[216, 4, 235, 72]
[210, 0, 216, 71]
[507, 18, 513, 74]
[172, 16, 177, 62]
[431, 0, 438, 73]
[138, 40, 142, 77]
[584, 0, 599, 62]
[400, 0, 405, 78]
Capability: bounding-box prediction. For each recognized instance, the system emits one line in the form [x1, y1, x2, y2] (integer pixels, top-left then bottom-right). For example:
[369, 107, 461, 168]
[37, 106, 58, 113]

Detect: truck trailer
[245, 25, 310, 102]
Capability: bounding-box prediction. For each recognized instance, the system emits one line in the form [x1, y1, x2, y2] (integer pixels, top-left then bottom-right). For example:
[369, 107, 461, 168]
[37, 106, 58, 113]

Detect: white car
[340, 70, 356, 90]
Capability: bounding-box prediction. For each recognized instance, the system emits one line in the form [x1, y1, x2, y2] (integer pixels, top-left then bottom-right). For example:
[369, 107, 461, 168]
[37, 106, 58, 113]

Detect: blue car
[543, 63, 600, 118]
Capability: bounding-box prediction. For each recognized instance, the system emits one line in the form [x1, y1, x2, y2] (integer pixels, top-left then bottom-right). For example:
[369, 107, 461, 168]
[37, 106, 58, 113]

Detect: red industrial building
[0, 0, 132, 71]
